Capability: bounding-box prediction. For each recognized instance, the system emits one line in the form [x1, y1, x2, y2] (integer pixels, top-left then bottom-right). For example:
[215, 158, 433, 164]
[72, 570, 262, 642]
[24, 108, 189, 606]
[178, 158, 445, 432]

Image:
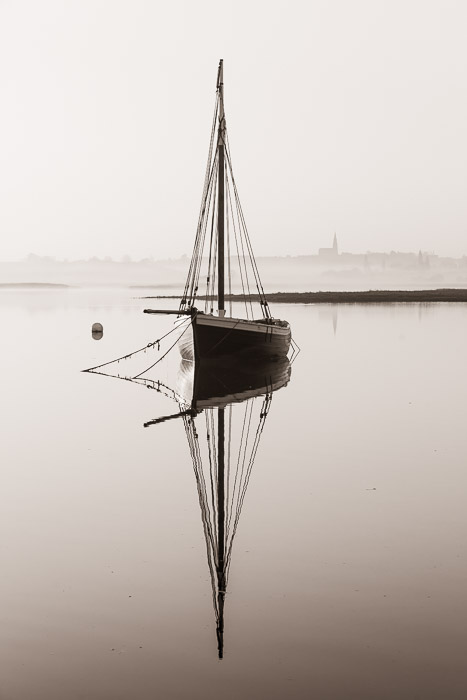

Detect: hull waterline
[178, 311, 291, 361]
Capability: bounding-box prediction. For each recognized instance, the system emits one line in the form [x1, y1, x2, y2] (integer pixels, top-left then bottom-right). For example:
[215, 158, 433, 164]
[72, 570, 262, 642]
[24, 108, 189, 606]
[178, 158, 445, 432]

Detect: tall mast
[217, 59, 226, 317]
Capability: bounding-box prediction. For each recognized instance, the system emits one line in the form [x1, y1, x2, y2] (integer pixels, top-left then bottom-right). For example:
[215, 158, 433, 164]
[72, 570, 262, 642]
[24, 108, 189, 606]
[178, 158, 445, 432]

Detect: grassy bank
[141, 289, 467, 303]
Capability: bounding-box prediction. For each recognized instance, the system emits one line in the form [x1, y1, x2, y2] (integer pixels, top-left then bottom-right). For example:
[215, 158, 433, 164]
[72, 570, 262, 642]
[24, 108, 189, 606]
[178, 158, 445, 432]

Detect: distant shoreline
[2, 285, 467, 302]
[140, 289, 467, 303]
[0, 282, 70, 289]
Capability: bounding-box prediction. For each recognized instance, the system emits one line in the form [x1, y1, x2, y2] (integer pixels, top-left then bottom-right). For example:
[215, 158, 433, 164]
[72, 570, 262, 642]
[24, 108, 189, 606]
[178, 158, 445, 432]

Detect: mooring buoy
[92, 322, 103, 339]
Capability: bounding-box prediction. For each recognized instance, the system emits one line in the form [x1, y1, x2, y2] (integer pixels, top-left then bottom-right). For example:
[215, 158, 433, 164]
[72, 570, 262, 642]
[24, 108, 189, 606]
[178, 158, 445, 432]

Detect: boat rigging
[145, 60, 291, 361]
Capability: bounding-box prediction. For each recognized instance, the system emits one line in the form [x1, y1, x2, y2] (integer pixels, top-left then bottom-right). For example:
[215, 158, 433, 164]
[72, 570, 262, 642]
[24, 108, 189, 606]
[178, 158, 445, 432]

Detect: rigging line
[133, 376, 187, 404]
[206, 410, 220, 559]
[229, 179, 255, 318]
[192, 151, 218, 308]
[186, 174, 213, 307]
[224, 144, 271, 317]
[225, 173, 249, 318]
[226, 167, 252, 317]
[194, 153, 218, 290]
[210, 158, 220, 307]
[184, 150, 218, 308]
[181, 95, 219, 308]
[204, 162, 217, 308]
[238, 415, 264, 508]
[205, 187, 217, 312]
[289, 337, 301, 363]
[204, 186, 219, 313]
[184, 419, 210, 528]
[226, 398, 251, 539]
[83, 370, 183, 404]
[196, 471, 218, 558]
[199, 94, 220, 217]
[224, 161, 254, 319]
[196, 93, 219, 232]
[225, 404, 233, 526]
[235, 200, 271, 315]
[235, 399, 255, 513]
[204, 158, 219, 312]
[190, 419, 218, 557]
[209, 410, 219, 536]
[227, 396, 260, 545]
[229, 395, 271, 544]
[183, 416, 219, 612]
[82, 317, 191, 373]
[225, 163, 233, 317]
[225, 167, 251, 319]
[231, 431, 262, 546]
[222, 406, 231, 536]
[209, 219, 218, 314]
[132, 317, 194, 379]
[226, 395, 272, 565]
[191, 443, 218, 558]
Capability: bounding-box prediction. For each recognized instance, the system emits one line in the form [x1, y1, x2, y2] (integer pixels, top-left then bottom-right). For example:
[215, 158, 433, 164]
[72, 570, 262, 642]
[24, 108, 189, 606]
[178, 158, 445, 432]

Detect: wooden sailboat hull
[178, 312, 291, 361]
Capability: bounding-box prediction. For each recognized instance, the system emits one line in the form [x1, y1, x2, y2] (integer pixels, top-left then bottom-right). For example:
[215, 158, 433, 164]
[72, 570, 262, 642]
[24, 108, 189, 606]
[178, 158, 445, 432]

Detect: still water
[1, 288, 467, 699]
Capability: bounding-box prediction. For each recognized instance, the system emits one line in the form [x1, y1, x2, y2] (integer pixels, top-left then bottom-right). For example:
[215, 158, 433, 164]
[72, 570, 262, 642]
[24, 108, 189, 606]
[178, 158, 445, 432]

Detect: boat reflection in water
[148, 356, 291, 658]
[86, 351, 291, 658]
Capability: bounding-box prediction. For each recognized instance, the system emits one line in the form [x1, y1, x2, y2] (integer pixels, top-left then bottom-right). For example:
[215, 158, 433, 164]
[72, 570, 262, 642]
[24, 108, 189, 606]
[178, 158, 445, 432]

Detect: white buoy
[92, 322, 103, 339]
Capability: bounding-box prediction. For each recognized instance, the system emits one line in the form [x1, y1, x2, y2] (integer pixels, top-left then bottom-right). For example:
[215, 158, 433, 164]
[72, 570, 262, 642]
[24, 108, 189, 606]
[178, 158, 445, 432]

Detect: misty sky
[0, 0, 466, 261]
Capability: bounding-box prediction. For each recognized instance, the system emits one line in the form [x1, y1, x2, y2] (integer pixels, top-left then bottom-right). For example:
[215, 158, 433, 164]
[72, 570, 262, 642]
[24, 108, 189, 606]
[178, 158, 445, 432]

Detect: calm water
[1, 288, 467, 699]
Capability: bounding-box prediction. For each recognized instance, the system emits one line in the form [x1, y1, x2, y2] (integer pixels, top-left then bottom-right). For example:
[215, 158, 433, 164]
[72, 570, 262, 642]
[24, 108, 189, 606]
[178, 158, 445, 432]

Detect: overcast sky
[0, 0, 466, 260]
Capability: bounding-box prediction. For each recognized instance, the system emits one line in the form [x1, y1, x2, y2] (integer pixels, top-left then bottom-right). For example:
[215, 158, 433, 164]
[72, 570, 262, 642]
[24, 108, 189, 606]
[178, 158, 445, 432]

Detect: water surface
[1, 289, 466, 699]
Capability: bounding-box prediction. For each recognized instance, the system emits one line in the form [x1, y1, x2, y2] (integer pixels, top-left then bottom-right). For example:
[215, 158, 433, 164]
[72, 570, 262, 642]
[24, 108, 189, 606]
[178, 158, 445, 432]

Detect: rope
[204, 158, 218, 312]
[226, 394, 271, 567]
[180, 93, 219, 312]
[132, 318, 194, 379]
[225, 169, 250, 319]
[289, 336, 301, 363]
[226, 181, 233, 317]
[224, 135, 271, 319]
[82, 317, 191, 373]
[202, 317, 242, 357]
[84, 370, 185, 405]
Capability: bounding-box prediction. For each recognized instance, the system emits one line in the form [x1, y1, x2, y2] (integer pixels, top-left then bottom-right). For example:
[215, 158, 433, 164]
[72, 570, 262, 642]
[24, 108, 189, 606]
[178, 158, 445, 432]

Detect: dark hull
[179, 313, 291, 361]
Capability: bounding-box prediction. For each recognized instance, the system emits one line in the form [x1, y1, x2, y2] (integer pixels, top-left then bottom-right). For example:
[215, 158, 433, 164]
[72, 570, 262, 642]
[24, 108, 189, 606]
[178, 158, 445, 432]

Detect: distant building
[318, 234, 339, 259]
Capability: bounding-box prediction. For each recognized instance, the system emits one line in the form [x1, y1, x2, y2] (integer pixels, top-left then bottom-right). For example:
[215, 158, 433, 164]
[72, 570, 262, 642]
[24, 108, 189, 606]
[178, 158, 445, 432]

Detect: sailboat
[144, 60, 291, 362]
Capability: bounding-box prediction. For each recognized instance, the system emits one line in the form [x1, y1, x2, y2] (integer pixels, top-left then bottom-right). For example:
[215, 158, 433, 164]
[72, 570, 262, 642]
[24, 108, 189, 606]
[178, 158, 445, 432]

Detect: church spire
[333, 233, 338, 255]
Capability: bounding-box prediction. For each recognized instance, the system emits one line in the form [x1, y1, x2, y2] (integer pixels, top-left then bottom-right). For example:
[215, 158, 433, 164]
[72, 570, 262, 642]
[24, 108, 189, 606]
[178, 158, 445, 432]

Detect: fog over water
[2, 252, 467, 292]
[1, 288, 466, 699]
[1, 1, 466, 260]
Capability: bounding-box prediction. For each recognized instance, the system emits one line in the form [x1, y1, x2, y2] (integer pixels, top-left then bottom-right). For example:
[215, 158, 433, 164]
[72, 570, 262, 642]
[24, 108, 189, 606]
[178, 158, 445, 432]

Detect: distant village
[12, 234, 467, 269]
[306, 234, 467, 270]
[1, 237, 467, 291]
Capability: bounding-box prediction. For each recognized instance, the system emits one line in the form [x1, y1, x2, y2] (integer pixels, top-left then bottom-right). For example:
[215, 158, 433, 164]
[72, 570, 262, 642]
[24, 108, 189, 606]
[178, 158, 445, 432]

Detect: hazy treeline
[1, 252, 467, 292]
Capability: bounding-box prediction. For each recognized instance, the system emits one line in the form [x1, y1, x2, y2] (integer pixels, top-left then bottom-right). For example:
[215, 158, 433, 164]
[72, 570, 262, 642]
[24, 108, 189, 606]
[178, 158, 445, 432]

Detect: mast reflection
[86, 353, 291, 658]
[175, 357, 291, 658]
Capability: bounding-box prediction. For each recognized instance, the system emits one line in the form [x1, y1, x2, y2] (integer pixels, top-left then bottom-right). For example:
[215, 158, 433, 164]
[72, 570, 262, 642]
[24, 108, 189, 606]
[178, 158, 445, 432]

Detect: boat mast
[217, 59, 226, 318]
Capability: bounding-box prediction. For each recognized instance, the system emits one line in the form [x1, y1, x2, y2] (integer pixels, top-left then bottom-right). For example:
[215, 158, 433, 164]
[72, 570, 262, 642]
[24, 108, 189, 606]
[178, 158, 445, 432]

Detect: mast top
[217, 59, 224, 90]
[217, 60, 226, 145]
